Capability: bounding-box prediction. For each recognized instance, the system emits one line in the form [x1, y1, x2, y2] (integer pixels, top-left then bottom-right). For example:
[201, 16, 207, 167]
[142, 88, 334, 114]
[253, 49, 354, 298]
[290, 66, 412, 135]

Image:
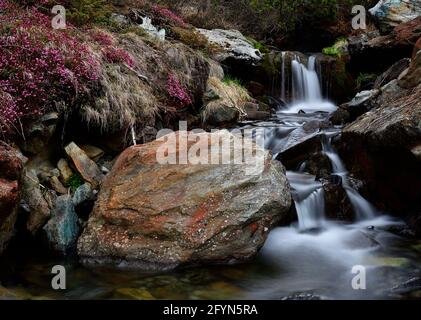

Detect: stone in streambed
[65, 142, 104, 188]
[57, 158, 73, 185]
[43, 195, 80, 254]
[78, 130, 292, 270]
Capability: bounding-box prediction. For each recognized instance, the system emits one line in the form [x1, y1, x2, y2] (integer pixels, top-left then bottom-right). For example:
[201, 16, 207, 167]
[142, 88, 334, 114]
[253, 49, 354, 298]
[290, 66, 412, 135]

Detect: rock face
[340, 53, 421, 226]
[348, 17, 421, 73]
[0, 143, 26, 254]
[197, 29, 262, 66]
[369, 0, 421, 33]
[78, 131, 292, 270]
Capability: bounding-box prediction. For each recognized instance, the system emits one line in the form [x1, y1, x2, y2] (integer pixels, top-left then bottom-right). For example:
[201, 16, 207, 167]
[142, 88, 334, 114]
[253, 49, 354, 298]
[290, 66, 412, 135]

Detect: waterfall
[287, 171, 326, 230]
[322, 138, 378, 220]
[281, 52, 286, 102]
[279, 53, 336, 114]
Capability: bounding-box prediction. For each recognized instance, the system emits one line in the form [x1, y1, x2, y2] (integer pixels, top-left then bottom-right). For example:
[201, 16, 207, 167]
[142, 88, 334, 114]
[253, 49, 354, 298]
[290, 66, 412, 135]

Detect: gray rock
[43, 195, 80, 254]
[197, 28, 262, 65]
[369, 0, 421, 33]
[72, 183, 95, 217]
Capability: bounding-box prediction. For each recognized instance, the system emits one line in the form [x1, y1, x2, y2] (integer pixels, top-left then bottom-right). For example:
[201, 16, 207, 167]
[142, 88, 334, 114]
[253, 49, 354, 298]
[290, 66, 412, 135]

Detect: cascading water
[238, 53, 413, 299]
[279, 53, 337, 113]
[321, 137, 378, 220]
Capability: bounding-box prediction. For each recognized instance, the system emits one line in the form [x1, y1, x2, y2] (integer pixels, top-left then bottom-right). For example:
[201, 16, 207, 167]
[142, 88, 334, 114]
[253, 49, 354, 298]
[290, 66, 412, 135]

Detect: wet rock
[49, 176, 67, 195]
[43, 195, 80, 254]
[342, 89, 381, 121]
[330, 106, 351, 126]
[21, 169, 53, 234]
[80, 145, 105, 162]
[390, 277, 421, 295]
[414, 37, 421, 58]
[0, 143, 26, 255]
[65, 142, 104, 188]
[197, 29, 262, 65]
[398, 49, 421, 89]
[78, 130, 292, 270]
[374, 58, 410, 88]
[321, 177, 354, 221]
[348, 17, 421, 73]
[341, 79, 421, 218]
[72, 183, 96, 218]
[57, 159, 73, 185]
[305, 153, 332, 179]
[243, 102, 271, 121]
[20, 112, 59, 155]
[369, 1, 421, 33]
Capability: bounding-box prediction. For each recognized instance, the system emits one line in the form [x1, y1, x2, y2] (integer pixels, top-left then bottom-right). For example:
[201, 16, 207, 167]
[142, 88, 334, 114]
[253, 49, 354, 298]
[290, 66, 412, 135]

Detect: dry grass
[80, 30, 210, 133]
[202, 76, 252, 123]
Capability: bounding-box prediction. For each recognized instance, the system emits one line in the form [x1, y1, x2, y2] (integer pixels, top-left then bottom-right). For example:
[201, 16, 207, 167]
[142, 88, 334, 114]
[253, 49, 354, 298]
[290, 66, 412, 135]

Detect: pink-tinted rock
[78, 131, 292, 270]
[65, 142, 104, 188]
[0, 143, 26, 254]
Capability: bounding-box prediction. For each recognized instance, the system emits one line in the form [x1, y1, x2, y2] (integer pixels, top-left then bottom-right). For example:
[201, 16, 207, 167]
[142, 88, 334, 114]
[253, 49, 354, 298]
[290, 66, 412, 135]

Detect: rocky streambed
[0, 0, 421, 300]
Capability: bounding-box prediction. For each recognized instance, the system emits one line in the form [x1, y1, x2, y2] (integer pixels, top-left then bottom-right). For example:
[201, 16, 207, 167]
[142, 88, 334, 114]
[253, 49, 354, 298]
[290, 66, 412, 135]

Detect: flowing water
[0, 55, 420, 300]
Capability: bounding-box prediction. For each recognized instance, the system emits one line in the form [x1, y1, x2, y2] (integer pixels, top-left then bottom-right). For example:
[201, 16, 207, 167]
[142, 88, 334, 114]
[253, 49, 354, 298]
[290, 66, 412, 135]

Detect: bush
[61, 0, 111, 26]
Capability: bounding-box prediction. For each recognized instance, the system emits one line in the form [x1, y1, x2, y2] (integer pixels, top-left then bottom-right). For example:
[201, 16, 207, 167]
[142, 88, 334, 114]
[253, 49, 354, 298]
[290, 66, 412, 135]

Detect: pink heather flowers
[103, 47, 135, 68]
[152, 4, 188, 28]
[0, 0, 99, 137]
[167, 73, 192, 109]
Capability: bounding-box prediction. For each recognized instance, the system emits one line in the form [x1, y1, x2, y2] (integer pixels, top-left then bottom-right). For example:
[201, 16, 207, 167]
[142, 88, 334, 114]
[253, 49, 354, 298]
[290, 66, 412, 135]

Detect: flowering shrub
[0, 0, 99, 137]
[90, 30, 114, 46]
[152, 4, 188, 28]
[103, 47, 135, 68]
[167, 73, 192, 109]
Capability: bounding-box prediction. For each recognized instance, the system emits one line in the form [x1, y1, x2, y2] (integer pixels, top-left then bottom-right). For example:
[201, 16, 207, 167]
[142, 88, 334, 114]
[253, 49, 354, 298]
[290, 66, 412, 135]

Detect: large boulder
[0, 143, 26, 254]
[369, 0, 421, 33]
[78, 130, 292, 270]
[196, 29, 262, 66]
[340, 57, 421, 225]
[348, 17, 421, 73]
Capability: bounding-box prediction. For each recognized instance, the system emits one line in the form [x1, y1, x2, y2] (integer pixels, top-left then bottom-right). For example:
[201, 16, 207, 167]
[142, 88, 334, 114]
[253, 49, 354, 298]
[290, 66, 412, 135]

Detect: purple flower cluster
[152, 4, 188, 28]
[167, 73, 192, 109]
[103, 46, 135, 68]
[0, 1, 99, 137]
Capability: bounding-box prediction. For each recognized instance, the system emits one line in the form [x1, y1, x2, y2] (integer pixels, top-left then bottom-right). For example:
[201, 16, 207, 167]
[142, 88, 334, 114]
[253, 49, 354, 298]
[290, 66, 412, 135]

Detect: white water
[242, 54, 409, 299]
[280, 54, 337, 113]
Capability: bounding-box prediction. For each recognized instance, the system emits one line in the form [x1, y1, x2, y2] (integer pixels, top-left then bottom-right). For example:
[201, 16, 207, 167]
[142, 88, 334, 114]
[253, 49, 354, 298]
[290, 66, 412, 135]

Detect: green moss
[222, 75, 243, 88]
[246, 36, 269, 54]
[322, 38, 348, 57]
[65, 173, 84, 192]
[356, 72, 377, 90]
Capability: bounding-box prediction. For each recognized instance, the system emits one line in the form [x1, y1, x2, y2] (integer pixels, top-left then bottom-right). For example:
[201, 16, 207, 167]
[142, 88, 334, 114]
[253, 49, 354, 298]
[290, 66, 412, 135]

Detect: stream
[1, 54, 420, 300]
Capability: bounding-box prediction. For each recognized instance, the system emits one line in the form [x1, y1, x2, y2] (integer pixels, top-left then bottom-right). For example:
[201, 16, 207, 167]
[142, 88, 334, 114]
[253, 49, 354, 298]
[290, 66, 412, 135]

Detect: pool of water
[1, 216, 420, 300]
